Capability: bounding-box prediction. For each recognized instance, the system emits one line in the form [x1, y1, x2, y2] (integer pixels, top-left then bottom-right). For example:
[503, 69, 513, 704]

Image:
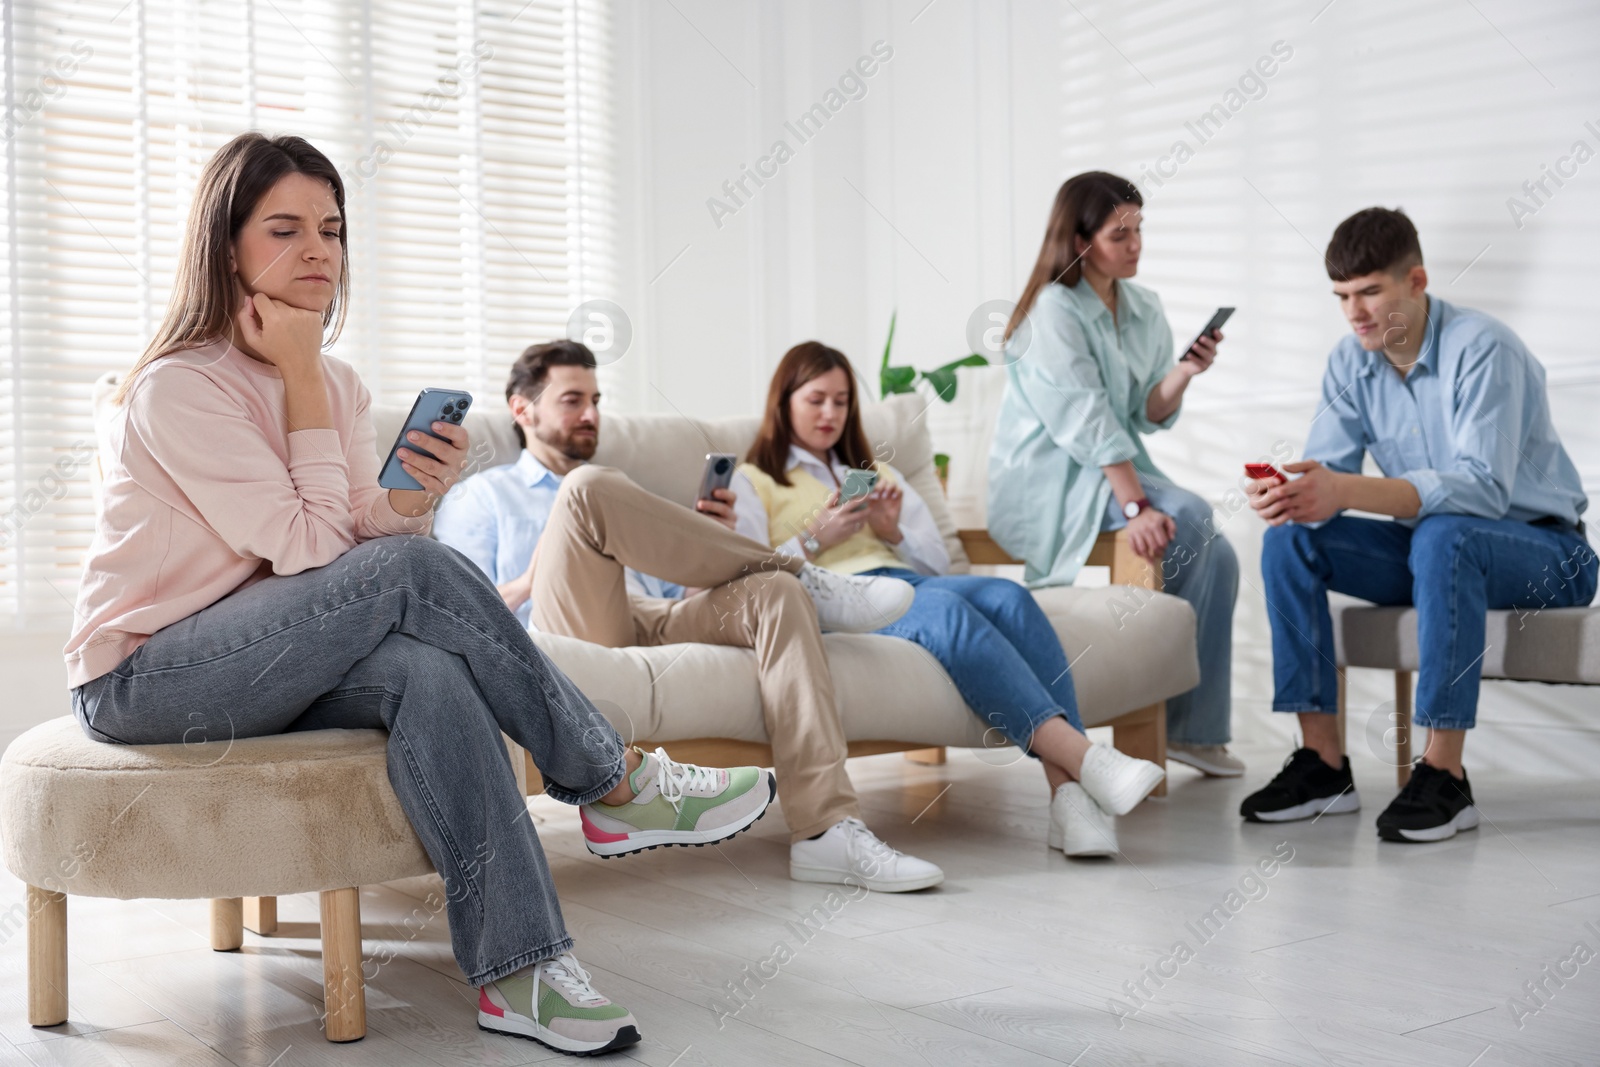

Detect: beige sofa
[372, 391, 1201, 785]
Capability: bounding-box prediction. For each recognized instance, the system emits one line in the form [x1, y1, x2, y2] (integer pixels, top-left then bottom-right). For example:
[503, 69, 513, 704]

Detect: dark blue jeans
[1261, 514, 1597, 730]
[861, 569, 1084, 751]
[71, 535, 626, 986]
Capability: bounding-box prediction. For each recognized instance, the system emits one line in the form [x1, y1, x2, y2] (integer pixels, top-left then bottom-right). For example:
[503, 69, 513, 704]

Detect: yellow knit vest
[737, 461, 904, 575]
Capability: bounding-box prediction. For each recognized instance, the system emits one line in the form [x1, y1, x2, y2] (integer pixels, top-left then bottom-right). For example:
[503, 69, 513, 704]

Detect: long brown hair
[1005, 170, 1142, 342]
[746, 341, 875, 486]
[112, 132, 350, 405]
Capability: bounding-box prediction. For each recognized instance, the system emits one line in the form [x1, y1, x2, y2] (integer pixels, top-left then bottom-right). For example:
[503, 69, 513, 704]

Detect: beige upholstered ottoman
[0, 717, 437, 1042]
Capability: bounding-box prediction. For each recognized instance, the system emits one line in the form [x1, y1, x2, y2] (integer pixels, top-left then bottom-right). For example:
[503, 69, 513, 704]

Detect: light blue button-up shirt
[987, 278, 1180, 586]
[1304, 294, 1587, 527]
[432, 451, 681, 628]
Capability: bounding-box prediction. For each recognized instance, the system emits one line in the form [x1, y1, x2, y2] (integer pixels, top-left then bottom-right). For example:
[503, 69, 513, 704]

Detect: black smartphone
[1180, 307, 1235, 361]
[379, 388, 473, 491]
[697, 452, 737, 502]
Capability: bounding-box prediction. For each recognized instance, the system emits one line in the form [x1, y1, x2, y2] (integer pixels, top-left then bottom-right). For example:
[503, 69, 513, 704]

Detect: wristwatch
[802, 532, 822, 557]
[1122, 497, 1152, 520]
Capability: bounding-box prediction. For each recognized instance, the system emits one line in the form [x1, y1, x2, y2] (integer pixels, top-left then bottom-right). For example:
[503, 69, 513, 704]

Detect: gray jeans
[70, 535, 625, 986]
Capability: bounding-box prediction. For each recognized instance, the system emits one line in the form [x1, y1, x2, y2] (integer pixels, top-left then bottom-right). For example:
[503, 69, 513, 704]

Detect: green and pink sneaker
[478, 953, 639, 1055]
[580, 746, 774, 858]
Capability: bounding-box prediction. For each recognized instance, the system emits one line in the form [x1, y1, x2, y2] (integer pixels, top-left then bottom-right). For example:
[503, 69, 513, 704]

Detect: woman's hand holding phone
[865, 484, 904, 544]
[804, 489, 871, 554]
[1178, 329, 1222, 375]
[1125, 507, 1176, 562]
[395, 420, 471, 500]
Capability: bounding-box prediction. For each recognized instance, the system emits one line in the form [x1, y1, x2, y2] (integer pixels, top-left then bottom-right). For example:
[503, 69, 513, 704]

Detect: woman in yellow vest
[732, 342, 1166, 856]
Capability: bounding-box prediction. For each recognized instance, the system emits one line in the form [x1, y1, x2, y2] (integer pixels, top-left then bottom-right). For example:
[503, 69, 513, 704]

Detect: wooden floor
[2, 734, 1597, 1066]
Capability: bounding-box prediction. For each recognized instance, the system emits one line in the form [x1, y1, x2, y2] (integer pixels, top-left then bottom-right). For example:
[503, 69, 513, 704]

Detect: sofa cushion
[533, 584, 1198, 745]
[1331, 597, 1600, 685]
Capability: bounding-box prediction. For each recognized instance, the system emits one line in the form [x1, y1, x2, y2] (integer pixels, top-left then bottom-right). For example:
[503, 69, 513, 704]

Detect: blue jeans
[1261, 515, 1598, 730]
[70, 535, 625, 987]
[1101, 476, 1239, 745]
[860, 569, 1084, 751]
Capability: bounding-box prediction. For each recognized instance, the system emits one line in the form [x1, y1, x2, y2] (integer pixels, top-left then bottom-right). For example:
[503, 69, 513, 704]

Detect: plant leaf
[936, 352, 989, 373]
[881, 365, 917, 395]
[920, 367, 959, 401]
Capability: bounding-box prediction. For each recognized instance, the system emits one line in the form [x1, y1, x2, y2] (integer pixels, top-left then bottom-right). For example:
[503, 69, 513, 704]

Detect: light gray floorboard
[1, 741, 1596, 1065]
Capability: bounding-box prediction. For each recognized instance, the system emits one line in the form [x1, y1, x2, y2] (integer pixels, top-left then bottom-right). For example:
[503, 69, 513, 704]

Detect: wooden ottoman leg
[1394, 671, 1413, 786]
[244, 896, 278, 936]
[211, 898, 244, 951]
[904, 747, 946, 766]
[27, 886, 67, 1027]
[320, 888, 365, 1042]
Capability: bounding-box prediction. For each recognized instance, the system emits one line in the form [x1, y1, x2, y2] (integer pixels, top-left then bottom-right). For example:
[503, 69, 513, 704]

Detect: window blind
[0, 0, 616, 626]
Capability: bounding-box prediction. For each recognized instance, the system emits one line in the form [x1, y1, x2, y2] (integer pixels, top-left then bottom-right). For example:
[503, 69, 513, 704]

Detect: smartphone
[837, 467, 879, 506]
[1180, 307, 1235, 361]
[697, 452, 737, 502]
[1244, 462, 1287, 486]
[379, 388, 473, 491]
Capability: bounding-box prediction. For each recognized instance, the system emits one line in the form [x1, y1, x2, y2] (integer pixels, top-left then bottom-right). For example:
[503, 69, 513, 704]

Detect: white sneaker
[795, 564, 915, 633]
[1168, 742, 1246, 777]
[789, 817, 944, 892]
[1077, 743, 1165, 817]
[1048, 782, 1117, 857]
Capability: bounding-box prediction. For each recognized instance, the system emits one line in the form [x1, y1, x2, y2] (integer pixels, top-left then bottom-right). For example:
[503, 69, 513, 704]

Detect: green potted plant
[876, 311, 988, 487]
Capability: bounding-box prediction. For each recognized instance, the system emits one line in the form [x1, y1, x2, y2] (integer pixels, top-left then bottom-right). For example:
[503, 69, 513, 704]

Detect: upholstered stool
[0, 717, 439, 1042]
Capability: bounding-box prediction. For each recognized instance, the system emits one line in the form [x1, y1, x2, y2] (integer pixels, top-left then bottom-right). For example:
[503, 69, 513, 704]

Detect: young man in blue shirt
[1240, 207, 1596, 841]
[432, 340, 944, 890]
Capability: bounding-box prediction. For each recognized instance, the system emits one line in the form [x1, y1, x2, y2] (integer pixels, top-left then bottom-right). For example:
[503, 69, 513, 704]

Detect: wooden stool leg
[904, 747, 946, 766]
[210, 898, 244, 951]
[1394, 671, 1413, 786]
[243, 896, 278, 936]
[27, 886, 67, 1027]
[320, 888, 365, 1042]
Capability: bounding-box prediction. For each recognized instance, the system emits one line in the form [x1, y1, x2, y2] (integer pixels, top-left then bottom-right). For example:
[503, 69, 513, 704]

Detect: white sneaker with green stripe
[580, 746, 775, 857]
[478, 953, 639, 1056]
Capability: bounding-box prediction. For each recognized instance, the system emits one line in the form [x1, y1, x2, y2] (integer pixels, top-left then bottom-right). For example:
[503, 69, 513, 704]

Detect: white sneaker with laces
[1167, 742, 1246, 777]
[478, 953, 640, 1055]
[789, 817, 944, 892]
[795, 564, 915, 633]
[1048, 782, 1117, 857]
[1077, 743, 1165, 817]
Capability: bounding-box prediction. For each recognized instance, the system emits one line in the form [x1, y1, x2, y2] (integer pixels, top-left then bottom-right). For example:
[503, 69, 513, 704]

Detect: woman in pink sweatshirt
[65, 132, 771, 1055]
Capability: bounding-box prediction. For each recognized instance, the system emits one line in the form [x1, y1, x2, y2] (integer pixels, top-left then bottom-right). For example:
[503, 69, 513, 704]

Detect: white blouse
[729, 445, 951, 576]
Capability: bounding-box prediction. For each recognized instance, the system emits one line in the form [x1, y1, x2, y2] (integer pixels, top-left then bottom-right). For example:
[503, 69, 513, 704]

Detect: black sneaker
[1375, 762, 1478, 843]
[1239, 748, 1361, 823]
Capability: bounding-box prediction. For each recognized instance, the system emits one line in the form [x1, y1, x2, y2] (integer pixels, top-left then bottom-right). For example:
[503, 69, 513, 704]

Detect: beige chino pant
[527, 464, 860, 842]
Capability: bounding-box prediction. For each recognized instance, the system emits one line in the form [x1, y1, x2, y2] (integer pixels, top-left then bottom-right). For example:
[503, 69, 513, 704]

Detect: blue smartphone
[379, 388, 473, 491]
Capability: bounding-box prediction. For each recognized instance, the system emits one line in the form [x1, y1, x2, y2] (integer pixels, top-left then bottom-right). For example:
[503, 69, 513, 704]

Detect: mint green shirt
[986, 279, 1179, 586]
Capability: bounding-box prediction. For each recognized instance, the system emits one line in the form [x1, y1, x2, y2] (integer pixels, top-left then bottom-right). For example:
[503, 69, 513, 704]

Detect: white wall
[5, 0, 1597, 770]
[611, 0, 1600, 774]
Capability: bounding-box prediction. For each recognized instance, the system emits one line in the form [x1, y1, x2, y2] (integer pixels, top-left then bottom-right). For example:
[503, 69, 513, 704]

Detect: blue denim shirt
[432, 451, 681, 628]
[1303, 295, 1587, 527]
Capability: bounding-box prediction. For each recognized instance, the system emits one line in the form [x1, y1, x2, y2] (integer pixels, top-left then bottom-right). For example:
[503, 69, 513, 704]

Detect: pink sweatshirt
[65, 340, 430, 687]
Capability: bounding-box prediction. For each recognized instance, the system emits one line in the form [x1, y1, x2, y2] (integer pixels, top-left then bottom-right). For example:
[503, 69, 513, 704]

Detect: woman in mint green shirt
[987, 171, 1241, 775]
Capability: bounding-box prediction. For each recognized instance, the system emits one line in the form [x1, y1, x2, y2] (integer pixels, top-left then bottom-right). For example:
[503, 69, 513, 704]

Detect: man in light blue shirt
[1239, 208, 1596, 842]
[433, 448, 682, 630]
